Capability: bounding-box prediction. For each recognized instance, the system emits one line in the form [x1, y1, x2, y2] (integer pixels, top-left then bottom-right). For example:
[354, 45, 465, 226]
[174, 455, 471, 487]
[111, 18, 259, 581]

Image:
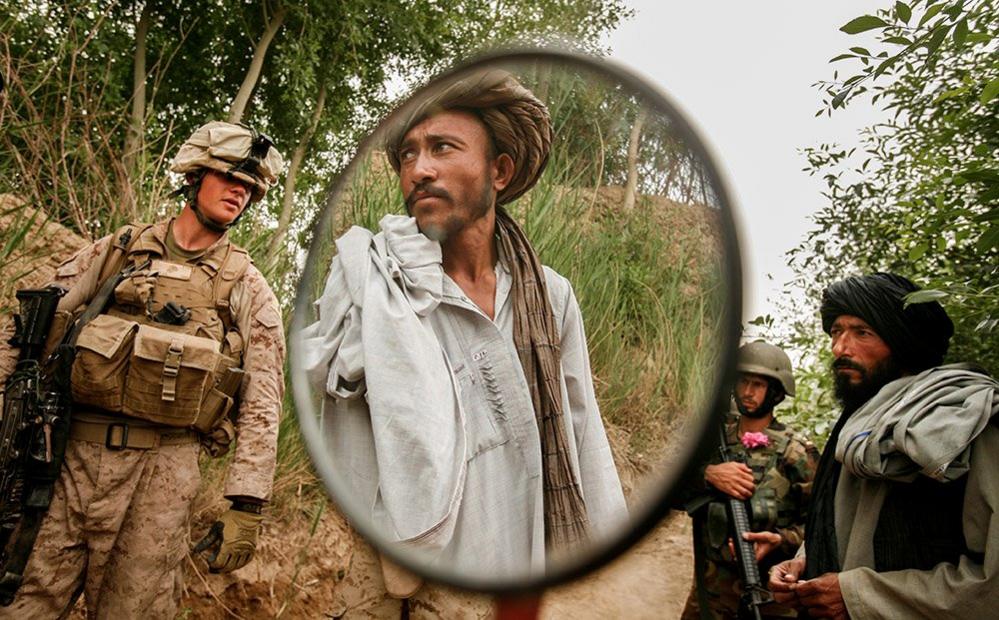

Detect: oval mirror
[289, 48, 742, 594]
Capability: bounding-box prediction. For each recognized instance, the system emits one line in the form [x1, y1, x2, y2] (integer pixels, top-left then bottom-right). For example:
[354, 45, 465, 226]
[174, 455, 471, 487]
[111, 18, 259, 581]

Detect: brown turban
[385, 69, 553, 205]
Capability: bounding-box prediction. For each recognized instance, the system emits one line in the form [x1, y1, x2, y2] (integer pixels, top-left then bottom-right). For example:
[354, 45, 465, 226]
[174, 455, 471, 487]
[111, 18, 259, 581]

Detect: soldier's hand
[194, 507, 264, 573]
[795, 572, 847, 619]
[768, 557, 805, 609]
[743, 531, 782, 561]
[704, 462, 755, 499]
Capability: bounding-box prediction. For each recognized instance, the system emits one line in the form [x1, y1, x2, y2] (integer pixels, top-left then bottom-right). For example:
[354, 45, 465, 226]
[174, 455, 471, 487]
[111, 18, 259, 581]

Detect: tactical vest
[743, 431, 793, 532]
[704, 423, 799, 563]
[68, 223, 250, 436]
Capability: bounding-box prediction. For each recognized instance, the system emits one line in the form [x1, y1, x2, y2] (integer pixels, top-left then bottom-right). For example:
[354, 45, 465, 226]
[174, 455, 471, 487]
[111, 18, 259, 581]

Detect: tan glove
[194, 507, 263, 573]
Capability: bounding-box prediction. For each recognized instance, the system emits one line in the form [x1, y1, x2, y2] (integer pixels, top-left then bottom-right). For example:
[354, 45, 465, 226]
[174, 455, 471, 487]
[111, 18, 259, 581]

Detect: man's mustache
[405, 183, 451, 210]
[833, 357, 866, 373]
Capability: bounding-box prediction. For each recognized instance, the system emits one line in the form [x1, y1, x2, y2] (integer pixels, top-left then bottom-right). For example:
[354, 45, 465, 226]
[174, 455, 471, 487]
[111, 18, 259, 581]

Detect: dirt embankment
[0, 197, 91, 384]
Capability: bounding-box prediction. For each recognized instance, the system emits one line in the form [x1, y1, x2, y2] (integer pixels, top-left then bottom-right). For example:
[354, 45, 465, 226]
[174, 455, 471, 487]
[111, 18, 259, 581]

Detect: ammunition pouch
[749, 487, 779, 532]
[200, 417, 237, 458]
[705, 501, 732, 561]
[70, 315, 241, 434]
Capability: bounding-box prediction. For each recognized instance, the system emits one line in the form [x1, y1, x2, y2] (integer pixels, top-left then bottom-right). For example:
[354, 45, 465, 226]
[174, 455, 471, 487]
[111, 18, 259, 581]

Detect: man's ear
[492, 153, 514, 192]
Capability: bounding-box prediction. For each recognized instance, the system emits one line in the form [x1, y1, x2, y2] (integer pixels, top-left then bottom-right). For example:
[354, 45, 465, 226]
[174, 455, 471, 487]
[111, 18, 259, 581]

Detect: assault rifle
[0, 255, 147, 605]
[0, 287, 68, 605]
[718, 424, 773, 620]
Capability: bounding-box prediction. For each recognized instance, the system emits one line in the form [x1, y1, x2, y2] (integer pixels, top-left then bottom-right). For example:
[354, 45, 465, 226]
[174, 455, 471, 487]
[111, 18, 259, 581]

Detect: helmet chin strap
[735, 380, 785, 419]
[179, 169, 238, 234]
[191, 202, 232, 233]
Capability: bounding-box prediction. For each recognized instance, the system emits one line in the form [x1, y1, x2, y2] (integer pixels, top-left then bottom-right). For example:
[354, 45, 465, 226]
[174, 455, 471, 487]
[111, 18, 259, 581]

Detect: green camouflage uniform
[681, 413, 819, 619]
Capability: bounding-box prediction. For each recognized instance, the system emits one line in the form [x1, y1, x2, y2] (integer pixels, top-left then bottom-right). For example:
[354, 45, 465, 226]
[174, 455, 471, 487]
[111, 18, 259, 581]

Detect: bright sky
[605, 1, 888, 324]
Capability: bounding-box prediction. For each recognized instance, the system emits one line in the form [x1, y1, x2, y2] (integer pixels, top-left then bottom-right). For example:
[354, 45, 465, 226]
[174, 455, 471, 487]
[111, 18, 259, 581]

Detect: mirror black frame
[289, 46, 743, 595]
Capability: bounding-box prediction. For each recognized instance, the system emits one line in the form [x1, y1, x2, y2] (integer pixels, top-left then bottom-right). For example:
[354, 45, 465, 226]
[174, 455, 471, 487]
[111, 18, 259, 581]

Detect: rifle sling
[66, 258, 150, 347]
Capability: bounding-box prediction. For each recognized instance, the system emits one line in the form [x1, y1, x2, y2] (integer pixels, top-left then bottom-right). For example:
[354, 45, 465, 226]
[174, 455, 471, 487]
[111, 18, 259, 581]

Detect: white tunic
[299, 215, 627, 578]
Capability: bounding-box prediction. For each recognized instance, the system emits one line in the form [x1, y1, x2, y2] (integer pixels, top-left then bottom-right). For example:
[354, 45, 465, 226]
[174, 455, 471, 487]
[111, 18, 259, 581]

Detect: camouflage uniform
[0, 220, 284, 619]
[681, 413, 819, 620]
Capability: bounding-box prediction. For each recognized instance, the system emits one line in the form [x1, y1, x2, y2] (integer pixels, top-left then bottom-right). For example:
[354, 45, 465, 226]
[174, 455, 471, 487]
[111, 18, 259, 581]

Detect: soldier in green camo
[681, 340, 820, 619]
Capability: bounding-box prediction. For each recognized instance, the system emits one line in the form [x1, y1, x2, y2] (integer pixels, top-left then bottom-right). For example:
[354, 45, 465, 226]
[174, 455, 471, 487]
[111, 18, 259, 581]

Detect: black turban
[820, 272, 954, 372]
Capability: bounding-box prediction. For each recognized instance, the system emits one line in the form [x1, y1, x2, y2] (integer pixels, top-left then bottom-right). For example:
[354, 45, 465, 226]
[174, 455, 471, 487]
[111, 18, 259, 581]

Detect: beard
[832, 355, 903, 414]
[742, 406, 771, 419]
[735, 398, 770, 419]
[405, 179, 494, 243]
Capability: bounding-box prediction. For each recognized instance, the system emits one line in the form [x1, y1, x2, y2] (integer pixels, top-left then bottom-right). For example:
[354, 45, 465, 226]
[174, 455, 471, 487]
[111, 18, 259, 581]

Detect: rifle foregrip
[729, 500, 763, 584]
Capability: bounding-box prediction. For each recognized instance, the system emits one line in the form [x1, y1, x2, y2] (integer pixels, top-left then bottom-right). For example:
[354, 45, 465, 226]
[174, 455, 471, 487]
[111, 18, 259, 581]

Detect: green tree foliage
[762, 0, 998, 442]
[787, 0, 997, 373]
[0, 0, 631, 296]
[515, 68, 716, 207]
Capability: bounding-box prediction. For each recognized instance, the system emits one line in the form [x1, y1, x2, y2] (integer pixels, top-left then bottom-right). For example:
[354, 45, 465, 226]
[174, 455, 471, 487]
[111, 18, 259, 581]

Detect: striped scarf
[494, 207, 590, 551]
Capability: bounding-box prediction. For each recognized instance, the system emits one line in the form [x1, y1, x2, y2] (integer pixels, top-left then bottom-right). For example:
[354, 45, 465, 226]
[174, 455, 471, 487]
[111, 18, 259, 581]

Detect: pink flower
[741, 431, 770, 449]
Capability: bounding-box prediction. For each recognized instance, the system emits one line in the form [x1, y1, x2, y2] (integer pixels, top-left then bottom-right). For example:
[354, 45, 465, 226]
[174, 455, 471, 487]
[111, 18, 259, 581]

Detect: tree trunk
[622, 107, 646, 212]
[123, 1, 152, 215]
[227, 6, 287, 123]
[267, 80, 327, 268]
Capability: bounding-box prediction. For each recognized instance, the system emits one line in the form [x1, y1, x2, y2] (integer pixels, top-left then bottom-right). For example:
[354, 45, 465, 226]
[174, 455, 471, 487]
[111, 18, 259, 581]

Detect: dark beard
[405, 179, 494, 242]
[735, 399, 771, 419]
[833, 355, 902, 414]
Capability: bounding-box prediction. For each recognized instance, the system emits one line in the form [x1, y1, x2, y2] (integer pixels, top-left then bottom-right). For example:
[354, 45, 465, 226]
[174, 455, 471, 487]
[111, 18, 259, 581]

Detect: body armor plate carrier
[67, 223, 250, 441]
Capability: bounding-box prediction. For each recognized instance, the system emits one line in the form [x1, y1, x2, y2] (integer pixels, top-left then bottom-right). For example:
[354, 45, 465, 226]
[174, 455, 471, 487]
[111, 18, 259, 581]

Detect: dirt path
[542, 512, 692, 619]
[170, 506, 694, 619]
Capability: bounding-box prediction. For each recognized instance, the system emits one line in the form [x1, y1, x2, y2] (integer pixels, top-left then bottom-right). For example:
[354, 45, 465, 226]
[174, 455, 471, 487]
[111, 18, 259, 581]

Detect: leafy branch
[817, 0, 998, 115]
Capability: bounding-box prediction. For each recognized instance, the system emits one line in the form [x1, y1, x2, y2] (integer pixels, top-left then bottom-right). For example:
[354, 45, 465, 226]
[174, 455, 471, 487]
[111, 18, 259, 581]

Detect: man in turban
[767, 273, 999, 618]
[300, 70, 627, 585]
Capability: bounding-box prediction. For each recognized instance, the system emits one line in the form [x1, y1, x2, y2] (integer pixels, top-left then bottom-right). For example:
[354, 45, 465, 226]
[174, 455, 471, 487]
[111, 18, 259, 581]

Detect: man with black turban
[299, 70, 626, 588]
[767, 273, 999, 618]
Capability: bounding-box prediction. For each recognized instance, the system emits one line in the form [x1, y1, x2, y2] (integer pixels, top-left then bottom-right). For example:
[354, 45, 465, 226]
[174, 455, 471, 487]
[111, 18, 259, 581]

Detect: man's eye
[434, 142, 453, 153]
[399, 149, 416, 162]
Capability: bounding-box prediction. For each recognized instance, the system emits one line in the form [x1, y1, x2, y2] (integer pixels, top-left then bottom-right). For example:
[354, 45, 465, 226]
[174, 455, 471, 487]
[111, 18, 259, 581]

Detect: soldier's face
[830, 314, 900, 409]
[397, 110, 511, 242]
[195, 170, 253, 225]
[735, 373, 769, 415]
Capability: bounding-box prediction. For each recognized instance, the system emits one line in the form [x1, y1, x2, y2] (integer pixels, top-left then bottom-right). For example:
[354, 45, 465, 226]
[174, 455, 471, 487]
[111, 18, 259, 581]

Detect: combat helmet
[170, 121, 284, 231]
[737, 340, 796, 397]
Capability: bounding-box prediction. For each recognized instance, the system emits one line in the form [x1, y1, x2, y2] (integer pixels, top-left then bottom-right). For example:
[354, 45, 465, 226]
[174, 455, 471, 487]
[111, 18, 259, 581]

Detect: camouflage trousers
[0, 438, 201, 619]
